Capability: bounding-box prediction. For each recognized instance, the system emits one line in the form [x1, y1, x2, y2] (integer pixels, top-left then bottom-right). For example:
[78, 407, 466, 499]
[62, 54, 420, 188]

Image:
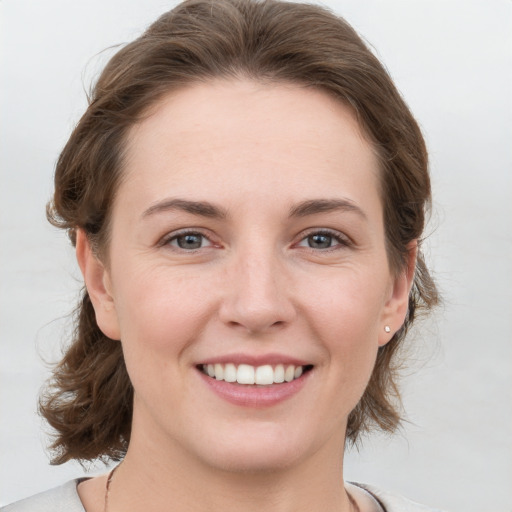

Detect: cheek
[111, 270, 209, 406]
[112, 265, 215, 355]
[304, 268, 388, 337]
[301, 269, 388, 379]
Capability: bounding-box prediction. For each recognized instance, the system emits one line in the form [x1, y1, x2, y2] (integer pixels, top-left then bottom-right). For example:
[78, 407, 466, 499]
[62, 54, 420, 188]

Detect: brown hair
[42, 0, 439, 464]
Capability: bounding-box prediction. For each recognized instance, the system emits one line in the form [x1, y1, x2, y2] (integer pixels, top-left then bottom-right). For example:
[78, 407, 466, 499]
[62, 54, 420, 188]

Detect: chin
[186, 422, 320, 475]
[202, 444, 303, 474]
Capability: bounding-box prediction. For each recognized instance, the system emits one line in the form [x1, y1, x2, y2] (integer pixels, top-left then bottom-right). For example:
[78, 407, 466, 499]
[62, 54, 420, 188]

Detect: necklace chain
[104, 463, 121, 512]
[103, 463, 360, 512]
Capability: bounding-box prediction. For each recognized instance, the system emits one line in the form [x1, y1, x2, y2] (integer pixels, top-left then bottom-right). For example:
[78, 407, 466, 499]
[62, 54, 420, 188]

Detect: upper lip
[196, 353, 312, 367]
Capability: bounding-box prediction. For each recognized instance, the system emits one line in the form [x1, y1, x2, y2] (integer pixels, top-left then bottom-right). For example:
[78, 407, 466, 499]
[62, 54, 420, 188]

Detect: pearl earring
[384, 325, 391, 333]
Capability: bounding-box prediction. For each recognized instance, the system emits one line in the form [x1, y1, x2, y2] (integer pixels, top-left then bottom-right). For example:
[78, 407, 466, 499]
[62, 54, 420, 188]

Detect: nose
[218, 246, 296, 334]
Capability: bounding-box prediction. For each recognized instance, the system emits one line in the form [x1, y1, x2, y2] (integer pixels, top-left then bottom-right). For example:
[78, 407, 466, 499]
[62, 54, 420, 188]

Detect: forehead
[127, 79, 373, 157]
[120, 79, 380, 213]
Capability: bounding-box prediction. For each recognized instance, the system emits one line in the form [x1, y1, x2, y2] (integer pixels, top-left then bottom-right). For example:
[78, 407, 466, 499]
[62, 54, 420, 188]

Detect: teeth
[214, 364, 224, 381]
[255, 365, 274, 385]
[274, 364, 285, 383]
[237, 364, 255, 384]
[284, 365, 295, 382]
[224, 363, 237, 382]
[201, 363, 308, 385]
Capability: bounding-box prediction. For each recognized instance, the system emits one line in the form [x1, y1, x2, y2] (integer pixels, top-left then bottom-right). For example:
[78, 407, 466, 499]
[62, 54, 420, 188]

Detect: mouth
[197, 363, 314, 386]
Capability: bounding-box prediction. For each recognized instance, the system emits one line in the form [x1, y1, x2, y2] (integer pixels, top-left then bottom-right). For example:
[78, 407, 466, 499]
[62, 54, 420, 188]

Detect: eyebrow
[141, 197, 366, 221]
[289, 199, 367, 220]
[142, 198, 228, 219]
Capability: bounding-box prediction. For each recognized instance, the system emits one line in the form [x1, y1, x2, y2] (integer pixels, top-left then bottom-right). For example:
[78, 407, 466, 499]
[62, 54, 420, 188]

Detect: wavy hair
[41, 0, 439, 464]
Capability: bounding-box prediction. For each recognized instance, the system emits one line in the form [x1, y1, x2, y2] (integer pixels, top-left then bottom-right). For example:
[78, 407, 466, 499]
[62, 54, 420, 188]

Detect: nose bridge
[220, 237, 295, 333]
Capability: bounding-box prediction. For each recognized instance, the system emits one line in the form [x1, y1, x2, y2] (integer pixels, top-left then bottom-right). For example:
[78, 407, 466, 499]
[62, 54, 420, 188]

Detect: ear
[378, 241, 417, 347]
[75, 229, 121, 341]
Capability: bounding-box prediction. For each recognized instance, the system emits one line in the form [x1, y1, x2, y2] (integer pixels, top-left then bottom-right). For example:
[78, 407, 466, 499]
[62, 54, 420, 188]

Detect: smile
[199, 363, 313, 386]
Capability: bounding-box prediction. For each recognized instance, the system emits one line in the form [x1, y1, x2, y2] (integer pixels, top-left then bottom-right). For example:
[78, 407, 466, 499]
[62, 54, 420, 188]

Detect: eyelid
[295, 228, 353, 249]
[157, 227, 353, 251]
[158, 228, 219, 249]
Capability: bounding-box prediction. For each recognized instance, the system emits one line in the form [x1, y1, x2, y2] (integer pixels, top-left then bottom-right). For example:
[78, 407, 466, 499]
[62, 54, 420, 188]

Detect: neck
[110, 423, 352, 512]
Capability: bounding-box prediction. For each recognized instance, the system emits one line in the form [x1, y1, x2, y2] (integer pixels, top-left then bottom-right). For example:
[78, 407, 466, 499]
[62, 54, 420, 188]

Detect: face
[79, 79, 412, 473]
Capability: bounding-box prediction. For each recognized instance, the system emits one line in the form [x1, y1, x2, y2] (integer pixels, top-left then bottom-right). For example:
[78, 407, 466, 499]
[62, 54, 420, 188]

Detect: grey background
[1, 1, 511, 510]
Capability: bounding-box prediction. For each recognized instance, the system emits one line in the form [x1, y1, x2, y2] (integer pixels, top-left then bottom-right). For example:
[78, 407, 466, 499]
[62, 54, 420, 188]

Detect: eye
[166, 232, 212, 250]
[297, 230, 349, 250]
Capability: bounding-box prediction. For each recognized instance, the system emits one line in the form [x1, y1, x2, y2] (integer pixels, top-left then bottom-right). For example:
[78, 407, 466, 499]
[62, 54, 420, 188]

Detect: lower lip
[197, 369, 311, 408]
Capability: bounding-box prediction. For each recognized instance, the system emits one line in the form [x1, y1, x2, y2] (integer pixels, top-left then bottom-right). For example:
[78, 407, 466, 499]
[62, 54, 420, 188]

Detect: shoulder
[351, 482, 447, 512]
[1, 480, 85, 512]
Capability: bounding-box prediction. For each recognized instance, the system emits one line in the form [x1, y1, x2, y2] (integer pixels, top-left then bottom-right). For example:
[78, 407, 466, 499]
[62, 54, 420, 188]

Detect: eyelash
[159, 228, 352, 253]
[159, 229, 216, 251]
[295, 229, 352, 251]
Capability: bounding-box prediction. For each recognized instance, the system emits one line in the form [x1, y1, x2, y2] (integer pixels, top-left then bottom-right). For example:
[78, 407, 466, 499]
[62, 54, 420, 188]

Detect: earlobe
[378, 241, 418, 346]
[76, 229, 121, 340]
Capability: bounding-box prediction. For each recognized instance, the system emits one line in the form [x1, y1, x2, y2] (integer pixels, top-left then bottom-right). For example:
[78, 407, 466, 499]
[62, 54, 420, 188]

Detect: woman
[2, 0, 441, 510]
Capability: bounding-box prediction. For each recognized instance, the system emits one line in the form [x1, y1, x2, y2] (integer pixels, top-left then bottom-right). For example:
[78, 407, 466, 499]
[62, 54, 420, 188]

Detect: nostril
[218, 278, 296, 334]
[225, 318, 286, 334]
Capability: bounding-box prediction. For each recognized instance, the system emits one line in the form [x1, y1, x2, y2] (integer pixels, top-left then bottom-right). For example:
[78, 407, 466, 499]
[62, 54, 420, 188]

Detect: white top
[1, 479, 446, 512]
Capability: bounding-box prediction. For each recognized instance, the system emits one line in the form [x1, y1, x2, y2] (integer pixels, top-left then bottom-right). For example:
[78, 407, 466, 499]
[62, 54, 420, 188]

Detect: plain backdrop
[1, 1, 511, 510]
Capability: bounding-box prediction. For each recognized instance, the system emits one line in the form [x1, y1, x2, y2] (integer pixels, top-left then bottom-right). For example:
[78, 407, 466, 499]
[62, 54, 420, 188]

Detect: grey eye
[307, 233, 333, 249]
[173, 233, 206, 250]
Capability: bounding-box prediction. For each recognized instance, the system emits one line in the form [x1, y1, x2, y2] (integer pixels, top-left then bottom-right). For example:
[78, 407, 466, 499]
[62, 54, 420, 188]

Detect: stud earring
[384, 325, 391, 333]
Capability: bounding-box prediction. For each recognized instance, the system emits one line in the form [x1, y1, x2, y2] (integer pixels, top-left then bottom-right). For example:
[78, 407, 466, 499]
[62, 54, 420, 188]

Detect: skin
[76, 79, 415, 512]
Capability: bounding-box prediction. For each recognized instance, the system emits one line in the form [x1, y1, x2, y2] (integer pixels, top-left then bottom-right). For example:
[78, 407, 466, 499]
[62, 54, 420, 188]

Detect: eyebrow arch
[142, 198, 228, 219]
[289, 199, 367, 220]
